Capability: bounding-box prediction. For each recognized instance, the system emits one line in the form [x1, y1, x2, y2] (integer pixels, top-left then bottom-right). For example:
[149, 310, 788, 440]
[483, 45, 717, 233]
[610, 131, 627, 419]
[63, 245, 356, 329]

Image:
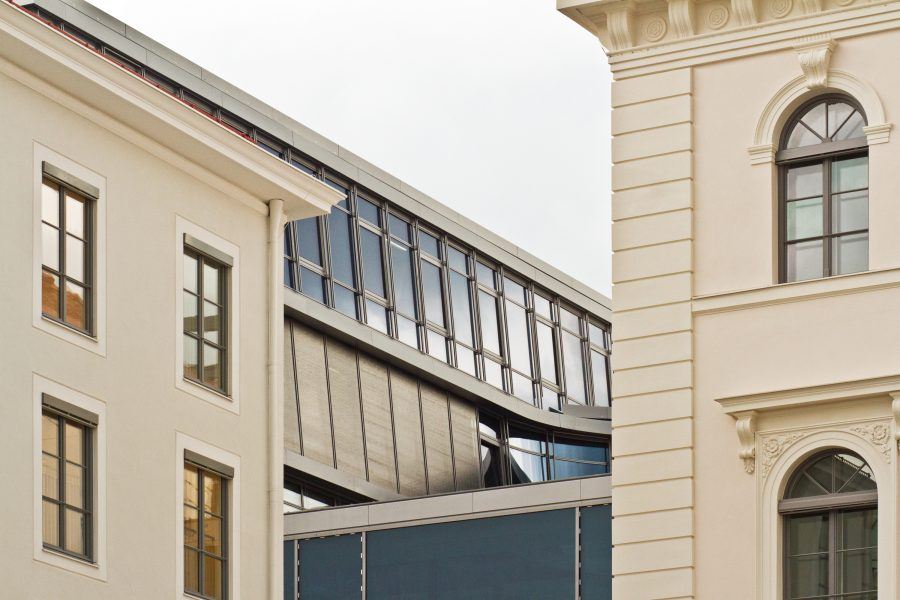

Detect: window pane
[396, 315, 418, 348]
[42, 500, 59, 547]
[333, 284, 357, 318]
[42, 270, 60, 318]
[555, 438, 609, 462]
[833, 110, 866, 141]
[65, 191, 85, 238]
[789, 513, 829, 555]
[203, 301, 221, 344]
[509, 428, 547, 453]
[204, 514, 223, 556]
[183, 335, 199, 380]
[455, 344, 476, 376]
[296, 218, 322, 266]
[421, 261, 445, 327]
[183, 254, 198, 293]
[505, 300, 531, 376]
[536, 321, 557, 384]
[184, 547, 200, 593]
[789, 553, 829, 599]
[328, 209, 355, 286]
[183, 291, 198, 334]
[562, 331, 586, 403]
[203, 472, 223, 514]
[42, 223, 60, 271]
[828, 102, 854, 138]
[358, 198, 381, 226]
[203, 555, 224, 600]
[477, 291, 501, 355]
[787, 164, 823, 200]
[838, 547, 878, 596]
[591, 350, 610, 407]
[786, 239, 823, 282]
[302, 492, 330, 510]
[560, 307, 581, 332]
[419, 231, 440, 258]
[541, 386, 560, 412]
[202, 344, 223, 390]
[553, 460, 608, 479]
[360, 229, 386, 297]
[299, 267, 326, 304]
[184, 506, 199, 547]
[42, 454, 59, 499]
[365, 300, 389, 335]
[65, 236, 85, 283]
[833, 233, 868, 276]
[64, 422, 84, 464]
[480, 443, 503, 487]
[503, 277, 526, 304]
[534, 295, 552, 319]
[202, 263, 220, 304]
[184, 465, 199, 507]
[832, 190, 868, 234]
[802, 102, 827, 138]
[448, 247, 468, 273]
[449, 271, 473, 346]
[476, 262, 495, 288]
[833, 156, 868, 193]
[64, 282, 87, 330]
[840, 508, 878, 551]
[390, 242, 417, 317]
[283, 487, 303, 513]
[589, 323, 605, 347]
[389, 214, 411, 242]
[42, 415, 59, 455]
[64, 508, 85, 555]
[65, 463, 85, 509]
[509, 449, 547, 484]
[511, 371, 534, 403]
[427, 329, 446, 362]
[483, 358, 503, 390]
[42, 179, 59, 226]
[787, 121, 822, 149]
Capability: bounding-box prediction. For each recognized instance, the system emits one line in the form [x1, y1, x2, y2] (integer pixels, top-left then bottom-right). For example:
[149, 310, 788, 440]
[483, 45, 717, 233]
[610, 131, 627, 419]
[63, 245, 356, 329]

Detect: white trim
[32, 373, 107, 581]
[32, 142, 107, 356]
[175, 432, 241, 600]
[175, 215, 240, 414]
[749, 69, 890, 164]
[758, 426, 896, 600]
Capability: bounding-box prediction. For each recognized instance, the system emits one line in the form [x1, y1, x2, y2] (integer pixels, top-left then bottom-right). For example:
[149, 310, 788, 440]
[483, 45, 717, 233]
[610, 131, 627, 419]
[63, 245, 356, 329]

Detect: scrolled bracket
[735, 411, 758, 474]
[890, 392, 900, 450]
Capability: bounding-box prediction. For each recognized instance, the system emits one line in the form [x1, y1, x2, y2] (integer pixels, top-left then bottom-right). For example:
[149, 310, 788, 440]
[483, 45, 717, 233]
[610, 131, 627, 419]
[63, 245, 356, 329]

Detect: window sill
[176, 376, 238, 415]
[35, 314, 106, 357]
[36, 544, 106, 581]
[692, 267, 900, 315]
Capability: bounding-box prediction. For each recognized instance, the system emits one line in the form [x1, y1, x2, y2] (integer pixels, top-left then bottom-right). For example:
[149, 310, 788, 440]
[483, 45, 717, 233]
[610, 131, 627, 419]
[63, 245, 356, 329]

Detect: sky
[89, 0, 613, 296]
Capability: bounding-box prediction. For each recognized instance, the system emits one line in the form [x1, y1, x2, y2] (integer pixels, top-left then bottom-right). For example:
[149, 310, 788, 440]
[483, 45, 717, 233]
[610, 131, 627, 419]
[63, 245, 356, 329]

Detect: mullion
[57, 185, 67, 322]
[823, 158, 832, 276]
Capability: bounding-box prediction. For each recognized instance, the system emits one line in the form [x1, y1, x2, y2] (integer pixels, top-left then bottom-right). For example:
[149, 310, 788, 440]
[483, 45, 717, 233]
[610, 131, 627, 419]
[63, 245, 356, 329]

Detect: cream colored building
[560, 0, 898, 598]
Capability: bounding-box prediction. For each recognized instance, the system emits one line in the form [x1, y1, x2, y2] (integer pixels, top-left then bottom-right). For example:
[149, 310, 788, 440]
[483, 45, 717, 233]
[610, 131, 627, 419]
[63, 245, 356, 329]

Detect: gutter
[267, 199, 285, 600]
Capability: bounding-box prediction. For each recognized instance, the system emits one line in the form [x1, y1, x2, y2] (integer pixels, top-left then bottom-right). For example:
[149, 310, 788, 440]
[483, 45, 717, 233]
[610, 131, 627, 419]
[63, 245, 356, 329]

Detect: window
[781, 451, 877, 600]
[184, 459, 229, 600]
[41, 404, 93, 561]
[183, 246, 229, 394]
[778, 96, 869, 282]
[282, 470, 364, 513]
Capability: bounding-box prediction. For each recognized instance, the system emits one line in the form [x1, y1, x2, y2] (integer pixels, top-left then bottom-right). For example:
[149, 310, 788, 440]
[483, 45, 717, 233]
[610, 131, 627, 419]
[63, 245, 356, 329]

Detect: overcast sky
[90, 0, 613, 296]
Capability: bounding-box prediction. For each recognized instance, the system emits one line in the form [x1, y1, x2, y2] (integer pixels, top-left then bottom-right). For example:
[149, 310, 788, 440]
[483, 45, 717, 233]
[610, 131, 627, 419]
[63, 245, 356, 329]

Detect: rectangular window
[184, 460, 228, 600]
[183, 247, 229, 394]
[41, 405, 93, 561]
[41, 174, 94, 334]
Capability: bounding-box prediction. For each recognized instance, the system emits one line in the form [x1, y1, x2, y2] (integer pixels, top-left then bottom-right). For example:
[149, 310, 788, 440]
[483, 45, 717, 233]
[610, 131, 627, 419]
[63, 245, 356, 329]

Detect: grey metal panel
[325, 338, 367, 480]
[388, 370, 427, 497]
[283, 321, 301, 455]
[284, 449, 403, 503]
[419, 383, 455, 494]
[448, 395, 480, 492]
[183, 233, 234, 266]
[42, 162, 99, 198]
[294, 322, 335, 468]
[358, 355, 398, 493]
[184, 449, 234, 479]
[41, 394, 98, 426]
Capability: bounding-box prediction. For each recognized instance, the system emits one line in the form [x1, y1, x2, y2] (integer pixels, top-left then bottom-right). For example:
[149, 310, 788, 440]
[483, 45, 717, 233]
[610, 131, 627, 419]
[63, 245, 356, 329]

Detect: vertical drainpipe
[268, 198, 285, 600]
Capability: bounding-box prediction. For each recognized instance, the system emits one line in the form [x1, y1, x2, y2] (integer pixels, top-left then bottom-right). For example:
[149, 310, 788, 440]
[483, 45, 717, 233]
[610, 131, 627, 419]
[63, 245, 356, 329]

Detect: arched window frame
[779, 449, 878, 600]
[776, 94, 870, 283]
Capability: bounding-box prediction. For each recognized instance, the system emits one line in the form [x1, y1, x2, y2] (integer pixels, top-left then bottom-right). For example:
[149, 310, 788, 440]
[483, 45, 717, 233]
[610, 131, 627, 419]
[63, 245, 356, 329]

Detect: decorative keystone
[795, 37, 835, 89]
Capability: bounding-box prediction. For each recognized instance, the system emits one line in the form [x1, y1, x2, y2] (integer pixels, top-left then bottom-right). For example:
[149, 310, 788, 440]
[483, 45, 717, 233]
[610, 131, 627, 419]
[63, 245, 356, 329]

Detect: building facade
[560, 0, 898, 598]
[1, 0, 614, 598]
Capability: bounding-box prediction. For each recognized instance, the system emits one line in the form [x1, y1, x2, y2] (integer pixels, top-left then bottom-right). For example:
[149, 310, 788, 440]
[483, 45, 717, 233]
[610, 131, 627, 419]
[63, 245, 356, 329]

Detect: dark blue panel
[298, 533, 361, 600]
[283, 540, 296, 600]
[580, 504, 612, 600]
[367, 509, 576, 600]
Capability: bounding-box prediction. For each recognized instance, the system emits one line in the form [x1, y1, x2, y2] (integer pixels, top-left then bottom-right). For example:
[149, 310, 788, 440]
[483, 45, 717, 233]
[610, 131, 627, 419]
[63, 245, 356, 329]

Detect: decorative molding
[644, 16, 668, 43]
[731, 0, 758, 25]
[607, 1, 637, 50]
[736, 411, 758, 473]
[759, 431, 807, 479]
[706, 4, 730, 29]
[800, 0, 823, 12]
[795, 37, 835, 89]
[891, 392, 900, 449]
[770, 0, 793, 19]
[668, 0, 695, 38]
[835, 0, 854, 5]
[849, 422, 892, 463]
[748, 143, 775, 164]
[750, 69, 889, 163]
[863, 122, 892, 145]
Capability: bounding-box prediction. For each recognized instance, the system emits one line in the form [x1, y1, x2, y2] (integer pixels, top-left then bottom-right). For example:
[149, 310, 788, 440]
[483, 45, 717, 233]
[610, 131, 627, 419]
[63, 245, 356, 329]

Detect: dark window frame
[777, 95, 869, 283]
[183, 247, 229, 395]
[184, 461, 229, 600]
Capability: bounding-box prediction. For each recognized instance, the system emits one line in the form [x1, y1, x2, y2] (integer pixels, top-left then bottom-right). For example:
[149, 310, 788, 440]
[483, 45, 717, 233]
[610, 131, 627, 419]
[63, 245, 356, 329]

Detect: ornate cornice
[668, 0, 696, 38]
[731, 0, 759, 25]
[607, 1, 637, 50]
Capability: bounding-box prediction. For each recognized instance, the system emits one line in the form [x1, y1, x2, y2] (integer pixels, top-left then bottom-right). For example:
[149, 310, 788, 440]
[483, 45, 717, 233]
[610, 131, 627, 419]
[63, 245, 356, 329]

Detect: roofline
[21, 0, 611, 311]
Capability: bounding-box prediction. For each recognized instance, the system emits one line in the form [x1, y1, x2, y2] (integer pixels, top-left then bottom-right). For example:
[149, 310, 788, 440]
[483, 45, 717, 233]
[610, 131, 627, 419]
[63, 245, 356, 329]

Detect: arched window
[781, 450, 877, 599]
[778, 96, 869, 282]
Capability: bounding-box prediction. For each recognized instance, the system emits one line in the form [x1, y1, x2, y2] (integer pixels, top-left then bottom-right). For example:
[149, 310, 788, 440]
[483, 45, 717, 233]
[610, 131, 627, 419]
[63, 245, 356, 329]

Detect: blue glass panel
[390, 242, 417, 318]
[359, 229, 385, 297]
[283, 540, 296, 600]
[554, 438, 609, 462]
[552, 460, 608, 479]
[449, 271, 473, 346]
[421, 260, 445, 327]
[298, 534, 361, 600]
[296, 218, 321, 266]
[358, 198, 381, 226]
[328, 209, 354, 286]
[366, 509, 576, 600]
[299, 267, 325, 304]
[581, 505, 612, 600]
